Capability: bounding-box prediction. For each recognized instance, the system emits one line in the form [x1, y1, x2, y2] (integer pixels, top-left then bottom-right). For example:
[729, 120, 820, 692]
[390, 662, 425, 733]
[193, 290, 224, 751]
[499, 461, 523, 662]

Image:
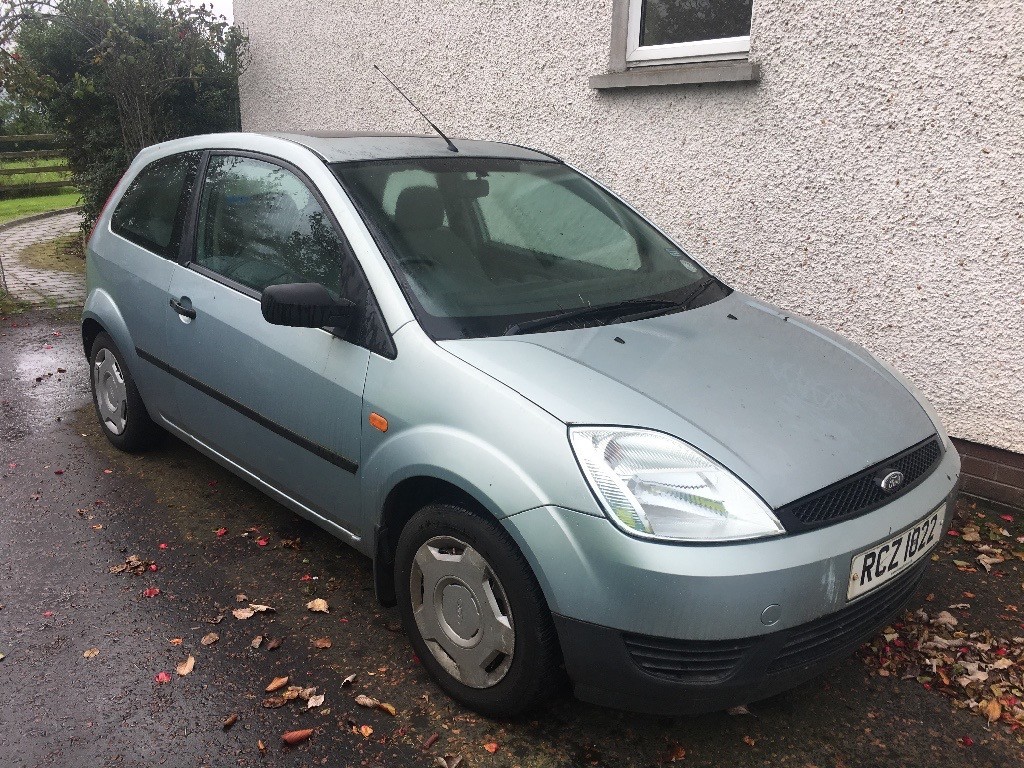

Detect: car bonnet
[437, 291, 937, 509]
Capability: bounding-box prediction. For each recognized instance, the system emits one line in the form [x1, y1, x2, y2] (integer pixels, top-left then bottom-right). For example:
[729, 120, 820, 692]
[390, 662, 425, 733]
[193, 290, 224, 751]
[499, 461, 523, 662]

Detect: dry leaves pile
[860, 506, 1024, 736]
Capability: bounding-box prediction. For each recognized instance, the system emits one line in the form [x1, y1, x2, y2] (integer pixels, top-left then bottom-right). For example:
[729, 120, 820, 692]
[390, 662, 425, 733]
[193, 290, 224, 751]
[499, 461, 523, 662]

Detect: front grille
[622, 634, 754, 684]
[776, 437, 942, 532]
[770, 559, 926, 672]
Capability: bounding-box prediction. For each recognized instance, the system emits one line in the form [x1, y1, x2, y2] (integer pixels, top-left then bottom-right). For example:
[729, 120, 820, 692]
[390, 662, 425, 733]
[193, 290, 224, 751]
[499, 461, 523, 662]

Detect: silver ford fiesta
[83, 131, 961, 717]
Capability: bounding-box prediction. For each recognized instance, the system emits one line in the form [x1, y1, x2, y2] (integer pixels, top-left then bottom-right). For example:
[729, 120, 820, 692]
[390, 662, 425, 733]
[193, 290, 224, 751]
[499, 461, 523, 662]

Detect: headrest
[394, 186, 445, 232]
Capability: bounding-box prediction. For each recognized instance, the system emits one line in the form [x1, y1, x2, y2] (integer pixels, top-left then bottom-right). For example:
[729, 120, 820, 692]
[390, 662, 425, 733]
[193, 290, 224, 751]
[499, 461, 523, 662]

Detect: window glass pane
[195, 155, 345, 294]
[335, 158, 719, 340]
[111, 152, 196, 256]
[640, 0, 753, 46]
[477, 173, 640, 270]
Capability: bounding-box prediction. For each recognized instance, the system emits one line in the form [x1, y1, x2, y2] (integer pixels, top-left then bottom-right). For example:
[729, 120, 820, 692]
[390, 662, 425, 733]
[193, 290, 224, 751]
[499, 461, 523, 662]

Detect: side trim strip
[135, 347, 358, 474]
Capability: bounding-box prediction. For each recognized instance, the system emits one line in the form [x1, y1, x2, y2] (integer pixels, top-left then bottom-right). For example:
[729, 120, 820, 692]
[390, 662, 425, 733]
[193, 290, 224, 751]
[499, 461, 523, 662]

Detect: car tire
[89, 331, 163, 451]
[395, 502, 563, 717]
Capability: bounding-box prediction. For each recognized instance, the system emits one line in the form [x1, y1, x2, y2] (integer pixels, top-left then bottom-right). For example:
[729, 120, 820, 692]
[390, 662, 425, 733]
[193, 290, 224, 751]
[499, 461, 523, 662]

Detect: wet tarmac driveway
[1, 309, 1021, 768]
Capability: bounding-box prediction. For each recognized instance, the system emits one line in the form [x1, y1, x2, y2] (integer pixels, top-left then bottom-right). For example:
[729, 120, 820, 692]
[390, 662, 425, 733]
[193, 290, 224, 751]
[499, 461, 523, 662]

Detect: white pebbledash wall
[235, 0, 1024, 454]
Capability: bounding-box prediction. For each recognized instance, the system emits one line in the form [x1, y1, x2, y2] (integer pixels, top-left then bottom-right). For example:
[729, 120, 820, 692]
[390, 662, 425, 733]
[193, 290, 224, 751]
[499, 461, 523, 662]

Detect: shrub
[0, 0, 247, 227]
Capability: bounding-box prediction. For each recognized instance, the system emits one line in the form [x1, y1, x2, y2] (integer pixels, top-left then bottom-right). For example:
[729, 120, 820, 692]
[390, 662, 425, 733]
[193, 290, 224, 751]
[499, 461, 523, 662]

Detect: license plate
[847, 505, 943, 600]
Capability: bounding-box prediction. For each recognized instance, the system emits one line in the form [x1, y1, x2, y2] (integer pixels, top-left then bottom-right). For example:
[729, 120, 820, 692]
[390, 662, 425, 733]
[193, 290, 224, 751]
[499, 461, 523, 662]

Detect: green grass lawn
[16, 233, 85, 274]
[0, 191, 82, 224]
[0, 157, 66, 171]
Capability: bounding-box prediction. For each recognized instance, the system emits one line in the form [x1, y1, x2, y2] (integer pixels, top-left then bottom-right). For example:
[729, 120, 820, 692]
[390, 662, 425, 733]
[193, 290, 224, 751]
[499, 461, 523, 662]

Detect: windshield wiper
[677, 276, 719, 311]
[503, 298, 680, 336]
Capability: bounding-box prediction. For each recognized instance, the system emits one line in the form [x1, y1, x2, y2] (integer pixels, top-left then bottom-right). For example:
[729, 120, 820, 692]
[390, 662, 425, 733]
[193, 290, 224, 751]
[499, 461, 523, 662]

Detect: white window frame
[625, 0, 750, 67]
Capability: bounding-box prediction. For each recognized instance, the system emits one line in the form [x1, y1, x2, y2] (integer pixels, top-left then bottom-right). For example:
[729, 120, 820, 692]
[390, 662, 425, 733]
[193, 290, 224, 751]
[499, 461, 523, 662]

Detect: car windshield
[333, 157, 728, 339]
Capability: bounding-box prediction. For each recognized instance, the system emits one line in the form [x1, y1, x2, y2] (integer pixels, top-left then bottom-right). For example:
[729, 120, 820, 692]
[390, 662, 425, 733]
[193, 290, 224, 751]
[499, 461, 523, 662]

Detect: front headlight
[569, 427, 784, 542]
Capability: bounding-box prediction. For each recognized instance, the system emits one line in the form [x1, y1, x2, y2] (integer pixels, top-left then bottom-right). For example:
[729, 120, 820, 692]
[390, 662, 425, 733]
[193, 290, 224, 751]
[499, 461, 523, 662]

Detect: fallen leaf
[360, 725, 374, 738]
[664, 745, 686, 763]
[215, 527, 228, 537]
[142, 587, 160, 598]
[251, 635, 263, 648]
[342, 673, 357, 687]
[42, 610, 54, 618]
[483, 742, 499, 754]
[985, 698, 1003, 723]
[743, 735, 756, 747]
[355, 694, 379, 709]
[159, 543, 167, 550]
[201, 632, 219, 646]
[727, 704, 750, 715]
[378, 701, 397, 716]
[169, 638, 183, 646]
[307, 694, 325, 709]
[266, 637, 282, 651]
[298, 687, 317, 701]
[176, 655, 195, 676]
[256, 537, 269, 547]
[306, 598, 329, 613]
[266, 675, 289, 692]
[283, 728, 314, 745]
[154, 671, 172, 684]
[235, 593, 248, 603]
[249, 603, 275, 613]
[257, 739, 266, 754]
[932, 611, 958, 627]
[312, 637, 332, 649]
[282, 687, 301, 701]
[423, 733, 440, 750]
[83, 647, 99, 658]
[960, 736, 974, 747]
[262, 696, 287, 709]
[232, 608, 255, 620]
[222, 713, 238, 730]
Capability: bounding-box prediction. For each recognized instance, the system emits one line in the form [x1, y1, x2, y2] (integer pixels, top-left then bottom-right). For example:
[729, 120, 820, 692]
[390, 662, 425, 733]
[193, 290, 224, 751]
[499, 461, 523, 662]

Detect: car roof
[266, 131, 559, 164]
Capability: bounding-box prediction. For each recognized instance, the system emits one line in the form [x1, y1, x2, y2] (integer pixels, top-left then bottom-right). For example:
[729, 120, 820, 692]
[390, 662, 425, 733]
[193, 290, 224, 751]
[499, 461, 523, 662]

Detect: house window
[626, 0, 753, 66]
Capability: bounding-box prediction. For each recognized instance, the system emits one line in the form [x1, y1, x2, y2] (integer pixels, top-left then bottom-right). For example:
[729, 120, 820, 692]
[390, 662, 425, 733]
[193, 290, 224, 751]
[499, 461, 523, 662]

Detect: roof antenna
[373, 64, 458, 153]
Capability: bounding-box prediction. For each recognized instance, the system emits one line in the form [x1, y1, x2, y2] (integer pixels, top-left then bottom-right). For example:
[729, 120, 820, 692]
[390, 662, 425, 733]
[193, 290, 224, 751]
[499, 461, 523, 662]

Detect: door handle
[169, 297, 197, 320]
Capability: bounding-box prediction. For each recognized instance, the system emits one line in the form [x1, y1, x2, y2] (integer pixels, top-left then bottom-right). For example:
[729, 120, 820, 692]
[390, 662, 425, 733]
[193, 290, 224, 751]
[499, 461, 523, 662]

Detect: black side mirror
[261, 283, 355, 328]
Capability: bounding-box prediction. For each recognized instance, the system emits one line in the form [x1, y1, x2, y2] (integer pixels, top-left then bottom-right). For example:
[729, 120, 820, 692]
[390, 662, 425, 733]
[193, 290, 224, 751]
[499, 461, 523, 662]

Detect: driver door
[161, 152, 369, 539]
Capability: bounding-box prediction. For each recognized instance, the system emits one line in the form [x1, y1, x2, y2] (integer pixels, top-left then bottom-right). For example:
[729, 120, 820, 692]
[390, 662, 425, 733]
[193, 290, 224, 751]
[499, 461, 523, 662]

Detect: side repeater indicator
[369, 412, 389, 433]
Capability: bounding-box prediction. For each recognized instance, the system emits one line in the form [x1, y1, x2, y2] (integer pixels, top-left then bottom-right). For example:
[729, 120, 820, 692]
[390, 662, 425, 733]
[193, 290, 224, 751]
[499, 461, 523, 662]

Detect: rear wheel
[395, 502, 562, 717]
[89, 331, 162, 451]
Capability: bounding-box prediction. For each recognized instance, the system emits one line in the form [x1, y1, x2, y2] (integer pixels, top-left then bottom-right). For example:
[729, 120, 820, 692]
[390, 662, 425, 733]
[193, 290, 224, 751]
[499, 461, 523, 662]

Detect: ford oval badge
[879, 470, 905, 493]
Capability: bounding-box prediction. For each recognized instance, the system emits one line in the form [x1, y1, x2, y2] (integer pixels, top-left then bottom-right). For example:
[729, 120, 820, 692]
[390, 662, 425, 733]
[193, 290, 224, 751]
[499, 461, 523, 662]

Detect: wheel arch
[373, 474, 497, 606]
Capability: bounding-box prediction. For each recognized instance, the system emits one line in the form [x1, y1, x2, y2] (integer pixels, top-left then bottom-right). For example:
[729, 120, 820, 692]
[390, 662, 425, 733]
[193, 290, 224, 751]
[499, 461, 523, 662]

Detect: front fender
[361, 424, 551, 523]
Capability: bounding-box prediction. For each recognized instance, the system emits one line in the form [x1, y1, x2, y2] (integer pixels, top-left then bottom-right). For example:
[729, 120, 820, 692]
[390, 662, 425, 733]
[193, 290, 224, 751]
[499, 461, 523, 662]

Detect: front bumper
[501, 444, 960, 713]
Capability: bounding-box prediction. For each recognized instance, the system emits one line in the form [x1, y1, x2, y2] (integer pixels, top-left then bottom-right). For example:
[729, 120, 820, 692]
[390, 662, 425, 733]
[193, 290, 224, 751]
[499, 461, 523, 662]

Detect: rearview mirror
[260, 282, 355, 328]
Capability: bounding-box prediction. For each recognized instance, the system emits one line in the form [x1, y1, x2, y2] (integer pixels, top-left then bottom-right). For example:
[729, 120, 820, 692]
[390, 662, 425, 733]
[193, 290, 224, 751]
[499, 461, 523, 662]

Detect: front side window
[627, 0, 753, 65]
[194, 155, 347, 295]
[335, 157, 728, 340]
[111, 152, 199, 257]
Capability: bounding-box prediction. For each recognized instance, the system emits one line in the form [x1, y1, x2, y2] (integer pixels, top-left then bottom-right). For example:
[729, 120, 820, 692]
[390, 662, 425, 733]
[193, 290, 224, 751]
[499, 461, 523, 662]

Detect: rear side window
[111, 152, 199, 257]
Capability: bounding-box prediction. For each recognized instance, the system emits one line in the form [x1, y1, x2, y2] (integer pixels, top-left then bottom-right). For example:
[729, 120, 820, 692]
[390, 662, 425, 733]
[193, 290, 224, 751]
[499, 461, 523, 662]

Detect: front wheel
[395, 502, 563, 717]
